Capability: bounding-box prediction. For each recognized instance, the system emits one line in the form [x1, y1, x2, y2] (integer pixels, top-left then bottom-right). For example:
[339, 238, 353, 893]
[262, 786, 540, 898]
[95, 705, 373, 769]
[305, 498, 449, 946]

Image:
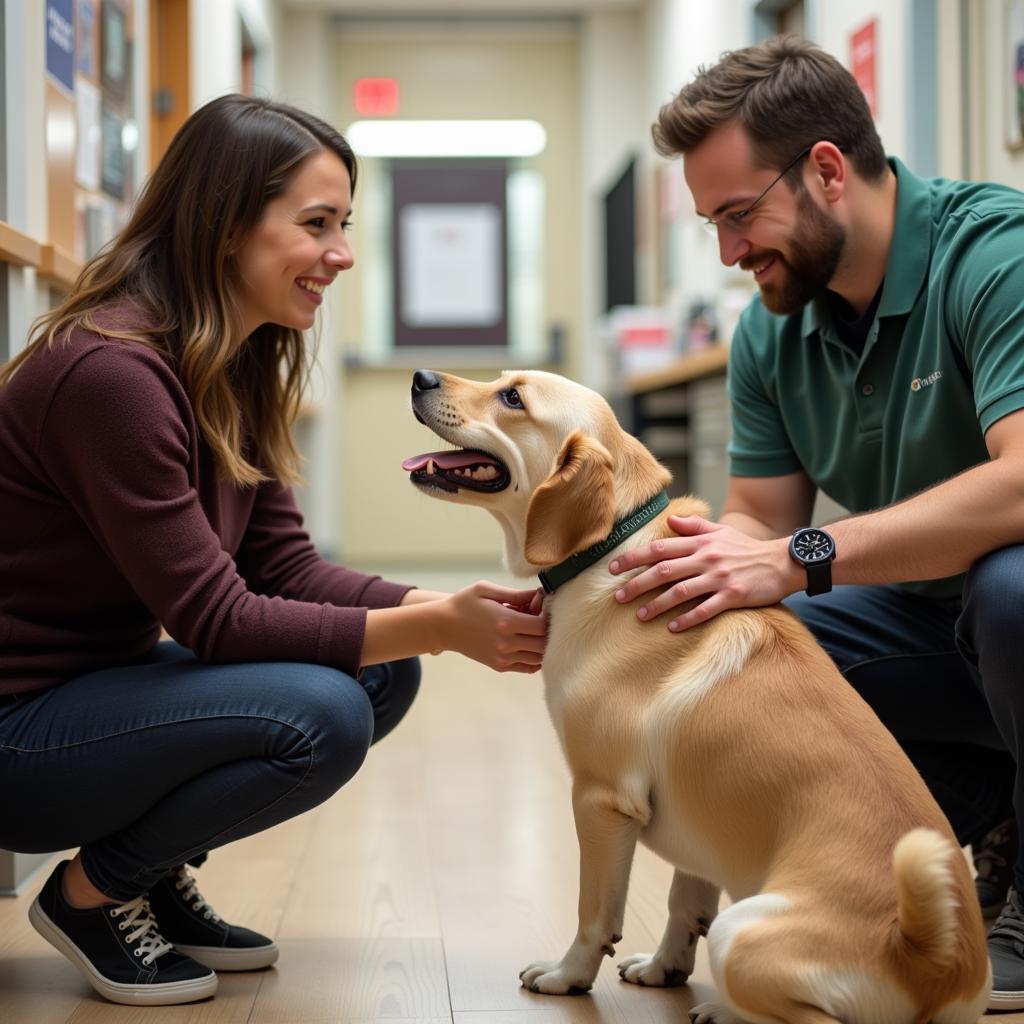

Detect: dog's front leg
[618, 870, 719, 986]
[520, 784, 640, 995]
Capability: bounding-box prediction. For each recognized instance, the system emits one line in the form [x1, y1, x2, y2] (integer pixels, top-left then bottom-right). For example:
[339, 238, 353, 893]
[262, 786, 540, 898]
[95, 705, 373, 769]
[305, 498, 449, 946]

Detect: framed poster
[100, 101, 124, 197]
[1008, 0, 1024, 151]
[76, 77, 101, 189]
[46, 0, 75, 94]
[77, 0, 99, 80]
[101, 0, 127, 100]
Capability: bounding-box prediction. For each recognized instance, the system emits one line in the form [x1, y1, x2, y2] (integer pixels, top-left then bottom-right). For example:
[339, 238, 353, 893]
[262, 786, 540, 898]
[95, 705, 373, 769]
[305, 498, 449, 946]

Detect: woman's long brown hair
[0, 94, 357, 487]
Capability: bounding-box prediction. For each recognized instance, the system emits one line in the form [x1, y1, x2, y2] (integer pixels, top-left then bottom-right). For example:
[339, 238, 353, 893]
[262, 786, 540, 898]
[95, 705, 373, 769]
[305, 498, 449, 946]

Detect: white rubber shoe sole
[174, 940, 279, 972]
[29, 898, 218, 1006]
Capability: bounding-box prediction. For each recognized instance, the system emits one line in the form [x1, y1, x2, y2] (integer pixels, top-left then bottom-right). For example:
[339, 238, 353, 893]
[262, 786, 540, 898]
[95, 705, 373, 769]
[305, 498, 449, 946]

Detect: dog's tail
[892, 827, 959, 963]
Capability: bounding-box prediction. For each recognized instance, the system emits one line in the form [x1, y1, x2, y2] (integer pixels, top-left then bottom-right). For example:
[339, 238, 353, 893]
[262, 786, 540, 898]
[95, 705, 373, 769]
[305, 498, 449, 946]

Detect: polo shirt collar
[800, 156, 933, 339]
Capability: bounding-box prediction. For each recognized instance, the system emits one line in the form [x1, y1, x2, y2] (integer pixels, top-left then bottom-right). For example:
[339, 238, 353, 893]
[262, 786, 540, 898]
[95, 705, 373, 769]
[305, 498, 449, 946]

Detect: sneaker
[28, 860, 218, 1006]
[145, 865, 279, 971]
[988, 886, 1024, 1010]
[975, 816, 1017, 918]
[974, 815, 1015, 921]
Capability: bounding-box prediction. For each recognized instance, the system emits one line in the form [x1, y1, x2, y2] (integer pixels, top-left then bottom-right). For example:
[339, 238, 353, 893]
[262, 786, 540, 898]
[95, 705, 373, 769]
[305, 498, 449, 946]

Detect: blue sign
[46, 0, 75, 94]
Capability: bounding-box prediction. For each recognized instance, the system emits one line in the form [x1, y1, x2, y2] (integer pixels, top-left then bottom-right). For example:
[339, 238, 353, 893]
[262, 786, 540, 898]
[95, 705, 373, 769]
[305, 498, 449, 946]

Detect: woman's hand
[608, 515, 802, 630]
[439, 581, 547, 673]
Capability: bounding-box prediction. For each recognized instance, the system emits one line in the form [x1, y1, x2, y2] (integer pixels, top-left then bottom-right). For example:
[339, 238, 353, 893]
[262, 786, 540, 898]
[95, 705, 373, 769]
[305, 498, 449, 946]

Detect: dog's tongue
[402, 450, 501, 472]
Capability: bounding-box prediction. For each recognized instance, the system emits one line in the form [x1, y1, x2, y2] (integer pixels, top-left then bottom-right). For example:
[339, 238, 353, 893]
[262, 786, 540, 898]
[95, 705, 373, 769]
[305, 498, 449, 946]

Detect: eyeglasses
[701, 146, 812, 236]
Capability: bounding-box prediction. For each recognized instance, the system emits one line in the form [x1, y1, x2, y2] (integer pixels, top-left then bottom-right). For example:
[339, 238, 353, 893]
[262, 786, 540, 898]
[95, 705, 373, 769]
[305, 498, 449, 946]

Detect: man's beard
[748, 189, 846, 315]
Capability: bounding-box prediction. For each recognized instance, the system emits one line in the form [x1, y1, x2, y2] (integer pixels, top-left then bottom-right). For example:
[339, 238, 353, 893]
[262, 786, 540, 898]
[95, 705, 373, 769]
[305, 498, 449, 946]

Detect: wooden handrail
[39, 244, 81, 290]
[1, 220, 83, 290]
[0, 220, 43, 268]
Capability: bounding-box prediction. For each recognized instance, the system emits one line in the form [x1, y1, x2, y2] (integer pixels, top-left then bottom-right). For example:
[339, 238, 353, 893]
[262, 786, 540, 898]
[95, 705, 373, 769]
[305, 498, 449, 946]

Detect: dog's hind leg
[689, 1001, 841, 1024]
[619, 869, 719, 986]
[520, 783, 641, 995]
[702, 895, 917, 1024]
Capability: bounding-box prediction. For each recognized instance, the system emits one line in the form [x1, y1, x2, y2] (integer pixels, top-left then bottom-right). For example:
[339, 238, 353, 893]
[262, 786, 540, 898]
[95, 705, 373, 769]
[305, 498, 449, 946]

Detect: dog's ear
[524, 431, 616, 566]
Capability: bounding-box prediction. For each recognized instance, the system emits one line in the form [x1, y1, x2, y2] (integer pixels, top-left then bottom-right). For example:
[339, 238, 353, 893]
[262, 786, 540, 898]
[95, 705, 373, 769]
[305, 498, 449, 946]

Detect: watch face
[792, 528, 835, 562]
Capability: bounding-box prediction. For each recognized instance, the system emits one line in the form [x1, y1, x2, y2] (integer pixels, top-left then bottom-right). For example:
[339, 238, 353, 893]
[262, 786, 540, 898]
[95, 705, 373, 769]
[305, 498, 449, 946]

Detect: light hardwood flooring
[1, 626, 1020, 1022]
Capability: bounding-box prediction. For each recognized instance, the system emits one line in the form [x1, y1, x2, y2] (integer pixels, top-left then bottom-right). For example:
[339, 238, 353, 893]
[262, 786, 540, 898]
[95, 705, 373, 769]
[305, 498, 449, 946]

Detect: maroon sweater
[0, 323, 412, 694]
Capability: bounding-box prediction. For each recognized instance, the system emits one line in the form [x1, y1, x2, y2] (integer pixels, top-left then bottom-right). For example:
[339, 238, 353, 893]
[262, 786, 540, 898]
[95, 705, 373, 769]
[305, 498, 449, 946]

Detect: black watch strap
[804, 560, 832, 597]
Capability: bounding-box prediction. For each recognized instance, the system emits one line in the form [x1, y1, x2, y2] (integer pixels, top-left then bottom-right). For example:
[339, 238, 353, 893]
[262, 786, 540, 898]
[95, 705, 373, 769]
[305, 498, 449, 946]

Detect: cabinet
[616, 347, 730, 516]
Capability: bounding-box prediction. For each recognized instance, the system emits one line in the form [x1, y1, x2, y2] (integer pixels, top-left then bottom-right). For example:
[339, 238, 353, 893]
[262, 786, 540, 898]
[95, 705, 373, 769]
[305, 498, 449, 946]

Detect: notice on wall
[46, 0, 76, 94]
[849, 18, 879, 119]
[76, 77, 101, 189]
[400, 203, 502, 328]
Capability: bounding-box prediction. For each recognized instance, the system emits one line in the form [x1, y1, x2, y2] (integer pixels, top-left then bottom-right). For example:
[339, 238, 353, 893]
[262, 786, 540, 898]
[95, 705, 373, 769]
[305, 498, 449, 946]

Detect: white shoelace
[173, 867, 222, 923]
[110, 897, 173, 966]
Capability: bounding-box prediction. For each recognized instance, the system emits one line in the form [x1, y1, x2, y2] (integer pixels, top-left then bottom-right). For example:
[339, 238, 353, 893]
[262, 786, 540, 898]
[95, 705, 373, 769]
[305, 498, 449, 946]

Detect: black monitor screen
[603, 158, 636, 313]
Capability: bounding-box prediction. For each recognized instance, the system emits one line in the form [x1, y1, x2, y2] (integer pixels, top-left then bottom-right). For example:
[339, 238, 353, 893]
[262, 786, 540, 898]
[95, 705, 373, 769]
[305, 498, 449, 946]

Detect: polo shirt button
[861, 383, 875, 396]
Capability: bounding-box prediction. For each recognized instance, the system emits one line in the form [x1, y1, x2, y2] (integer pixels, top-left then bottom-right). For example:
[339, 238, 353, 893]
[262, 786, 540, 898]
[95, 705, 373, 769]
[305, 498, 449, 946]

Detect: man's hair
[652, 35, 888, 183]
[1, 95, 357, 487]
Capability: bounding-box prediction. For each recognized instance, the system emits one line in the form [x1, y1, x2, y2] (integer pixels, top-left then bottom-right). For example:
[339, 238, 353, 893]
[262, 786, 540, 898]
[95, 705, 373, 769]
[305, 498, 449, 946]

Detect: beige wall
[330, 23, 581, 568]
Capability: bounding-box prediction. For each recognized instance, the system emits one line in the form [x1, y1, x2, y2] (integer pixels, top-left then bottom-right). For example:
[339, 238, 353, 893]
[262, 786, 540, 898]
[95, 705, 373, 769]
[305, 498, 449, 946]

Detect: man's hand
[608, 515, 802, 630]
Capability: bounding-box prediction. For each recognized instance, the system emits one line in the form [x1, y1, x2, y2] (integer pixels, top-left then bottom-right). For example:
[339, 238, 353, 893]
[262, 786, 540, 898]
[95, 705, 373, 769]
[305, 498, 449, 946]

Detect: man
[610, 35, 1024, 1010]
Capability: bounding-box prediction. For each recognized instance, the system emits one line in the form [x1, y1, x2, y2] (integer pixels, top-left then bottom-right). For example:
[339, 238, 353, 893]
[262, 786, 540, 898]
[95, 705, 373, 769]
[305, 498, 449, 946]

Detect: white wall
[277, 11, 343, 554]
[189, 0, 281, 109]
[578, 8, 645, 389]
[579, 0, 751, 397]
[977, 0, 1024, 189]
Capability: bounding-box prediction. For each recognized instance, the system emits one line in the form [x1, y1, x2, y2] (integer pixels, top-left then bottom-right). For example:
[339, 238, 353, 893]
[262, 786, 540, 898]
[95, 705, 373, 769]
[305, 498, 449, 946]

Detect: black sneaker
[28, 860, 218, 1006]
[145, 865, 278, 971]
[975, 816, 1017, 918]
[988, 886, 1024, 1010]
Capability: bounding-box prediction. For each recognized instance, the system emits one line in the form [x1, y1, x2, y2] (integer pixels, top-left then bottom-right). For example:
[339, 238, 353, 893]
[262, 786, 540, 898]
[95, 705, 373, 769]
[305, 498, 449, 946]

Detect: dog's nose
[413, 369, 440, 392]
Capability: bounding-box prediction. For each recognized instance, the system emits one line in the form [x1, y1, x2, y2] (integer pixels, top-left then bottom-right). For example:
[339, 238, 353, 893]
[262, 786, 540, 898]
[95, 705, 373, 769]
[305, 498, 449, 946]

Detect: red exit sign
[354, 78, 400, 116]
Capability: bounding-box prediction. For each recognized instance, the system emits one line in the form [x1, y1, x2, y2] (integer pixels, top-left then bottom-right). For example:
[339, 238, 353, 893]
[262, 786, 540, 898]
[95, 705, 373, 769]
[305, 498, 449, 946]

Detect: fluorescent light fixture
[347, 119, 547, 158]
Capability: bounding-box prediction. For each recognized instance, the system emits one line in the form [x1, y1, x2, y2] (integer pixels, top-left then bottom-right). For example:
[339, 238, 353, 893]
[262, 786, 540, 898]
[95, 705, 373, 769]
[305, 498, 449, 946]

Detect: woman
[0, 95, 545, 1007]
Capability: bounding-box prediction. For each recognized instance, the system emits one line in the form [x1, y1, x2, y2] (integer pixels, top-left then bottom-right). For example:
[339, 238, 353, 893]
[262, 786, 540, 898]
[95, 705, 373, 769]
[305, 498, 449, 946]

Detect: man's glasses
[701, 146, 812, 236]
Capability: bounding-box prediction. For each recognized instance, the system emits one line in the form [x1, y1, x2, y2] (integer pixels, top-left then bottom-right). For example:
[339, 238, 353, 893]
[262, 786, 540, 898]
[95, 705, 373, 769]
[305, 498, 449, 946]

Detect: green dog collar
[537, 490, 670, 595]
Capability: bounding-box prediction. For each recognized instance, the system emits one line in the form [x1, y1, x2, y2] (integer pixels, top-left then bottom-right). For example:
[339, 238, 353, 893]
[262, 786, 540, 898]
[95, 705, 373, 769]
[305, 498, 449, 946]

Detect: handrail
[39, 244, 81, 290]
[0, 220, 83, 290]
[0, 220, 43, 268]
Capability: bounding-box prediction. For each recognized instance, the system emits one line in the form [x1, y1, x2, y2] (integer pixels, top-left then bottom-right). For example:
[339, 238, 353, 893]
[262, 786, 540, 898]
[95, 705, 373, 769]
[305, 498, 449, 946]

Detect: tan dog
[403, 368, 990, 1024]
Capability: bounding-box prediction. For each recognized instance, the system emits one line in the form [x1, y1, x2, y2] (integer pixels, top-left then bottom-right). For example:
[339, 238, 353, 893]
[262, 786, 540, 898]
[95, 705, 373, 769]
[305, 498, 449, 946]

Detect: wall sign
[849, 18, 878, 119]
[46, 0, 76, 94]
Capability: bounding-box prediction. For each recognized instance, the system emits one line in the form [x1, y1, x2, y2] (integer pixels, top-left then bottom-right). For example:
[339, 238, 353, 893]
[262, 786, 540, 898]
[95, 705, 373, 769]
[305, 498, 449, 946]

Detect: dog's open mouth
[402, 449, 511, 494]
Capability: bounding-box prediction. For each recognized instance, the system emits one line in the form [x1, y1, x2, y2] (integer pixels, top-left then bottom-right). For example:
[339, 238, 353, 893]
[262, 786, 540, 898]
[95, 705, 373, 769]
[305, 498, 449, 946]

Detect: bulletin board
[45, 0, 137, 266]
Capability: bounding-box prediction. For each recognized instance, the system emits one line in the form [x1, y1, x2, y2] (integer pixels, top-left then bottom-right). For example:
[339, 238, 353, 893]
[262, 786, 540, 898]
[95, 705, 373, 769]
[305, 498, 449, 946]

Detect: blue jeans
[786, 543, 1023, 887]
[0, 643, 420, 901]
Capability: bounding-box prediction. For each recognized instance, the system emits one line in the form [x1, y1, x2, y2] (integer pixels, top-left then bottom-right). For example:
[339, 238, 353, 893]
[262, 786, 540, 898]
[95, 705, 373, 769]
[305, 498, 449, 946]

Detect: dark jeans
[0, 643, 420, 901]
[786, 543, 1023, 887]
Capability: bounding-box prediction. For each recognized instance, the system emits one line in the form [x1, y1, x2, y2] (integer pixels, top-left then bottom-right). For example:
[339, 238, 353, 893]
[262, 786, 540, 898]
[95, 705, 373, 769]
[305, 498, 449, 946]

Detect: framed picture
[100, 101, 124, 198]
[1007, 0, 1024, 151]
[101, 0, 127, 100]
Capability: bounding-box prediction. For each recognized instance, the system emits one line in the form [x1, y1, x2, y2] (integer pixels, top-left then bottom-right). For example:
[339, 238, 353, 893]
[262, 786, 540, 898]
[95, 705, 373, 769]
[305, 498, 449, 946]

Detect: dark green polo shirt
[727, 157, 1024, 597]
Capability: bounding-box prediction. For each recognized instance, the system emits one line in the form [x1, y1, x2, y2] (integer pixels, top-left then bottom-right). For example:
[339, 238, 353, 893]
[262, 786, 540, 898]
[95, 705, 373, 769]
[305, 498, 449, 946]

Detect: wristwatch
[788, 527, 836, 596]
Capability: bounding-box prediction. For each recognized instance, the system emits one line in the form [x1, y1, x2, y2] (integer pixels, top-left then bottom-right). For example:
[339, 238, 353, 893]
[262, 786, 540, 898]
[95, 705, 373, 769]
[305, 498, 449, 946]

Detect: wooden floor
[0, 644, 1019, 1023]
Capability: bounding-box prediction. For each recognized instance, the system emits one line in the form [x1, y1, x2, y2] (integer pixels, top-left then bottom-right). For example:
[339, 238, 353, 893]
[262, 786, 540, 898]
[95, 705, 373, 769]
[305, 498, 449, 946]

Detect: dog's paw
[617, 952, 689, 987]
[519, 960, 593, 996]
[689, 1001, 749, 1024]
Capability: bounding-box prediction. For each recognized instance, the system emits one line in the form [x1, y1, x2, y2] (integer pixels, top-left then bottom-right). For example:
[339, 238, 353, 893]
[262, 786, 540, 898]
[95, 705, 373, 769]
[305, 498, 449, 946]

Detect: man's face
[684, 122, 846, 315]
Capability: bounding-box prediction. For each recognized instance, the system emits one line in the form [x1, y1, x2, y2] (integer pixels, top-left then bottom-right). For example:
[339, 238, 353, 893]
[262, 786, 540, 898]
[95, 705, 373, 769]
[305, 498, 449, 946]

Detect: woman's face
[234, 149, 354, 337]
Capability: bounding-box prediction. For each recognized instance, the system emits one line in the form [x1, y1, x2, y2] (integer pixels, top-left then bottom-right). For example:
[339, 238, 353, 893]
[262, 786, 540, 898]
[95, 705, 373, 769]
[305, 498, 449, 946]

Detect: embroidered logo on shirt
[910, 370, 943, 392]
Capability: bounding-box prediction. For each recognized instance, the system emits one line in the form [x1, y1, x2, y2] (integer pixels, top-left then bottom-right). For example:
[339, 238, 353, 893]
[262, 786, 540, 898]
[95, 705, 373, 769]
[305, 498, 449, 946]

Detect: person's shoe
[145, 865, 278, 971]
[975, 815, 1018, 918]
[28, 860, 218, 1006]
[987, 886, 1024, 1010]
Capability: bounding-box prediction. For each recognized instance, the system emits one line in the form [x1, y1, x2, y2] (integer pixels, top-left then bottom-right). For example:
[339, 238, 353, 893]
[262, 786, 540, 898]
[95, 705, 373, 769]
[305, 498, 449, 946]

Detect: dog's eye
[500, 388, 524, 410]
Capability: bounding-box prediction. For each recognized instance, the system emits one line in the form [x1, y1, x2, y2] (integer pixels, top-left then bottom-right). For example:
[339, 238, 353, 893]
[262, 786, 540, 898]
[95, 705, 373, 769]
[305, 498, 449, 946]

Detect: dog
[403, 368, 990, 1024]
